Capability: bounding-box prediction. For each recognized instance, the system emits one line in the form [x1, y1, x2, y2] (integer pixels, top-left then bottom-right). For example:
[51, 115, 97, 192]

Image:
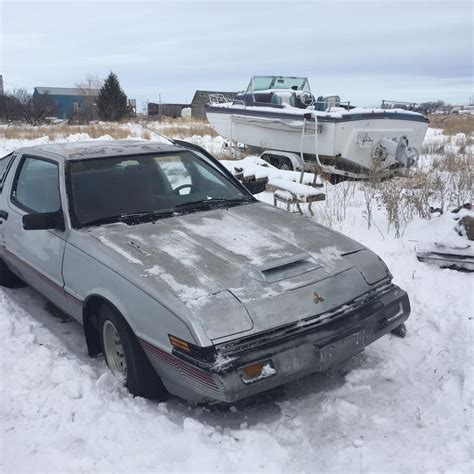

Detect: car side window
[11, 157, 61, 213]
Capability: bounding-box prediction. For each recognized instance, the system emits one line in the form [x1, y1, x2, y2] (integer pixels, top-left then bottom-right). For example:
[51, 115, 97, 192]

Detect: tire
[278, 157, 293, 171]
[262, 154, 294, 171]
[391, 323, 407, 338]
[0, 258, 25, 288]
[329, 174, 346, 185]
[98, 304, 167, 399]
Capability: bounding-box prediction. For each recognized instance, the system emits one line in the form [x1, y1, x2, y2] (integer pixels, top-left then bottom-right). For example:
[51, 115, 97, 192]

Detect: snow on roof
[15, 140, 182, 161]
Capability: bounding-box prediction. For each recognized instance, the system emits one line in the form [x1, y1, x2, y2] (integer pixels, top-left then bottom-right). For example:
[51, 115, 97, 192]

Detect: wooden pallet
[231, 164, 325, 215]
[269, 181, 326, 216]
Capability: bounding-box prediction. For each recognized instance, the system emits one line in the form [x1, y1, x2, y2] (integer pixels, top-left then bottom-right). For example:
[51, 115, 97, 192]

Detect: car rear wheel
[98, 304, 167, 399]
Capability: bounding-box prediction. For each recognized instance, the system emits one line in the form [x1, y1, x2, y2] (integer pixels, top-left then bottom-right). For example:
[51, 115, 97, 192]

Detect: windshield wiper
[81, 210, 175, 227]
[80, 198, 253, 227]
[175, 197, 253, 210]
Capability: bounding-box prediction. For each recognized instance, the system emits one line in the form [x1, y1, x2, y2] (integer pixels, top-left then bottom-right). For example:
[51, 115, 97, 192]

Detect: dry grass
[0, 123, 139, 140]
[428, 114, 474, 136]
[321, 135, 472, 237]
[0, 118, 218, 141]
[372, 149, 472, 236]
[150, 118, 218, 139]
[139, 117, 217, 138]
[432, 152, 473, 208]
[161, 124, 218, 138]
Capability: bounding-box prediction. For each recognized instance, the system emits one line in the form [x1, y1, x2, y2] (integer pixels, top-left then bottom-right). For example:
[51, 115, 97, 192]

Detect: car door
[2, 153, 68, 309]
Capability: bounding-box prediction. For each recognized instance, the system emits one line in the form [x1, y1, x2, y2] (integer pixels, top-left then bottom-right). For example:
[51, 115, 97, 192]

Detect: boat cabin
[235, 76, 343, 111]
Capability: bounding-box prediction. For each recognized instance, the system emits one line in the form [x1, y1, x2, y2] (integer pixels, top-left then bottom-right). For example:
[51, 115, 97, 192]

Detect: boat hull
[206, 106, 428, 172]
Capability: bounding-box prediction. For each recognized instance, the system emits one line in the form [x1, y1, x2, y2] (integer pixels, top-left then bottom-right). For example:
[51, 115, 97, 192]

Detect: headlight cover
[344, 249, 391, 285]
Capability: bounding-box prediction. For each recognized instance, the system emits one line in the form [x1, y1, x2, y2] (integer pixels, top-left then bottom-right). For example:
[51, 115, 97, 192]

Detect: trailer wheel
[329, 174, 350, 184]
[262, 153, 294, 171]
[278, 157, 293, 171]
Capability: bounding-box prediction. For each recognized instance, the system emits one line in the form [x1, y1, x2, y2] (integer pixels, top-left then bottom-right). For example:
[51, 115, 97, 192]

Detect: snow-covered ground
[0, 126, 472, 473]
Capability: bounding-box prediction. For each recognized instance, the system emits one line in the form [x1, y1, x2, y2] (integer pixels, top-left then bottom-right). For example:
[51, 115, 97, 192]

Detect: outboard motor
[373, 136, 418, 168]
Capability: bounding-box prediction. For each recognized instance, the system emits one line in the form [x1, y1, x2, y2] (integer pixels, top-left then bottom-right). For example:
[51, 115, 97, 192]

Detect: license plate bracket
[314, 330, 365, 371]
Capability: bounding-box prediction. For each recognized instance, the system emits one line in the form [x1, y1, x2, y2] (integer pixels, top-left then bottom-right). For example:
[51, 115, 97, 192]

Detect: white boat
[206, 76, 429, 181]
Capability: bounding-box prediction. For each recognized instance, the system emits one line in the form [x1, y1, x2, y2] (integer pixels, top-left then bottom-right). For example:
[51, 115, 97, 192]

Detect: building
[190, 90, 237, 119]
[148, 102, 188, 119]
[128, 99, 137, 116]
[33, 87, 100, 120]
[147, 90, 238, 120]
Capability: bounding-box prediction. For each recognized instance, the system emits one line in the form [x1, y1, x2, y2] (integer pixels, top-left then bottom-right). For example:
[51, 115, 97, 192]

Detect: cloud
[0, 0, 472, 106]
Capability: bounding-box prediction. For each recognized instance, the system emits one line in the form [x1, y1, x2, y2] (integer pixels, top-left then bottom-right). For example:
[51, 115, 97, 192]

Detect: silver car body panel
[79, 202, 388, 345]
[0, 141, 408, 403]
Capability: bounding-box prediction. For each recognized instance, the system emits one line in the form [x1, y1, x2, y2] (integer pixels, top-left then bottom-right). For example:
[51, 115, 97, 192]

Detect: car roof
[15, 140, 184, 161]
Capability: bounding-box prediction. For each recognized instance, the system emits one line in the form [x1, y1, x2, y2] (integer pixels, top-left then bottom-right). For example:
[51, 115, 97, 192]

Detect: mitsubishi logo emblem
[313, 292, 325, 304]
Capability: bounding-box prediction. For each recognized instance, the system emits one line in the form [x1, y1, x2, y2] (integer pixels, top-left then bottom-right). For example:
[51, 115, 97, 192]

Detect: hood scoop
[259, 253, 322, 283]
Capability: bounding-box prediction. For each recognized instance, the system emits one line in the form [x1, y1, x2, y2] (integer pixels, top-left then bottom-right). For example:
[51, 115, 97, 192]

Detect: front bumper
[147, 283, 410, 403]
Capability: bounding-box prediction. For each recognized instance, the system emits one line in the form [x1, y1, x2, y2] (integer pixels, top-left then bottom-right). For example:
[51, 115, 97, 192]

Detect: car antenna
[140, 123, 175, 145]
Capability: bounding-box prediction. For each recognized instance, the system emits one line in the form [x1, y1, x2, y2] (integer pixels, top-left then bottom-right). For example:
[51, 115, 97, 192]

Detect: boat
[206, 76, 429, 181]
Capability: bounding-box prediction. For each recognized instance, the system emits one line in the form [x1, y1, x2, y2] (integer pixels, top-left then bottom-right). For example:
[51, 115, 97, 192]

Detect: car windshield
[68, 151, 251, 227]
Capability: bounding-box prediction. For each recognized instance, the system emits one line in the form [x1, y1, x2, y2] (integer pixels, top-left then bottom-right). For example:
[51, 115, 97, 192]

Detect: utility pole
[158, 92, 162, 123]
[0, 75, 4, 96]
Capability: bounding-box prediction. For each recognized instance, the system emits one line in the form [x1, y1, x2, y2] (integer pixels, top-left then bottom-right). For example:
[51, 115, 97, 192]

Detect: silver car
[0, 140, 410, 403]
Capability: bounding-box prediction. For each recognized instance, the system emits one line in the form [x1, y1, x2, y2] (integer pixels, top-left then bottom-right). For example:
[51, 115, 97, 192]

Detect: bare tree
[75, 74, 103, 91]
[73, 74, 103, 122]
[0, 93, 21, 123]
[10, 89, 58, 126]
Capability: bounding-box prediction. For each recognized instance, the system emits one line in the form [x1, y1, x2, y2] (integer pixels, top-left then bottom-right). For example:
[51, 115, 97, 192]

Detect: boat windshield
[246, 76, 310, 93]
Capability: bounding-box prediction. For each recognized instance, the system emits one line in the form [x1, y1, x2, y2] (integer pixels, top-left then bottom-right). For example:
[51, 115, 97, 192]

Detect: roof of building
[34, 86, 100, 96]
[148, 103, 190, 107]
[15, 140, 182, 161]
[191, 90, 238, 103]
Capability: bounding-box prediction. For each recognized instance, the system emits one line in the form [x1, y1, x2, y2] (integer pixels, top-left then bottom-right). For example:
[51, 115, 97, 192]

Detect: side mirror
[23, 210, 65, 231]
[244, 179, 267, 195]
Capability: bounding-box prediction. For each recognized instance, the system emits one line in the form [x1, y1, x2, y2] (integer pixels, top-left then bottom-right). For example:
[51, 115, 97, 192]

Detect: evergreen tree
[96, 72, 129, 121]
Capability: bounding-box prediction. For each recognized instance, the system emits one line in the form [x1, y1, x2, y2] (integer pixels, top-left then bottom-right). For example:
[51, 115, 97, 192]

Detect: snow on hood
[90, 203, 362, 302]
[87, 202, 374, 340]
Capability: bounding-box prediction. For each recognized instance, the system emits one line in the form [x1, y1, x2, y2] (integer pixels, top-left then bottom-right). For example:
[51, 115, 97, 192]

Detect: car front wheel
[98, 304, 167, 399]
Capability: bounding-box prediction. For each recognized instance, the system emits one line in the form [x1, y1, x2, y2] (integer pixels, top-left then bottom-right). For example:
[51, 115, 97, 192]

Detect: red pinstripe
[139, 337, 220, 392]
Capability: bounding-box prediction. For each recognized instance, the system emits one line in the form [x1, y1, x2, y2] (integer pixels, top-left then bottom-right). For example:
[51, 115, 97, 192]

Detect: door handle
[0, 210, 8, 220]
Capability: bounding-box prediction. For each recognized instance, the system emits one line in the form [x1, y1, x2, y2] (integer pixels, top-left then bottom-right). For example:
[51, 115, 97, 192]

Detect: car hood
[86, 202, 388, 342]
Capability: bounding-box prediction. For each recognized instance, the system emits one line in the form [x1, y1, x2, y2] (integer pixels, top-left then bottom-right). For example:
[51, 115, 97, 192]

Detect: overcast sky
[1, 0, 472, 110]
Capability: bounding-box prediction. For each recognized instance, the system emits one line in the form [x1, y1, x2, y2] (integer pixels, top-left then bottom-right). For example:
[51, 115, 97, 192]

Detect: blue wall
[33, 90, 96, 119]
